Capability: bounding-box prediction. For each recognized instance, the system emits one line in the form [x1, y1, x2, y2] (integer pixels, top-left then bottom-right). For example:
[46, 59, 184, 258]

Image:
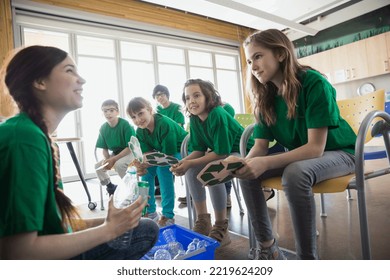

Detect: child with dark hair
[0, 45, 158, 259]
[152, 84, 185, 127]
[170, 79, 251, 247]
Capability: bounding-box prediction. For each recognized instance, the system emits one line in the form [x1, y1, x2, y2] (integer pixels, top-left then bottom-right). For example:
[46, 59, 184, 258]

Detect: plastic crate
[385, 101, 390, 114]
[142, 224, 219, 260]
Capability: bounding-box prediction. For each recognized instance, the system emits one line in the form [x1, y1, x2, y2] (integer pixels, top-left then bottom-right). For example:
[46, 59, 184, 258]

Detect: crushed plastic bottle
[108, 167, 139, 249]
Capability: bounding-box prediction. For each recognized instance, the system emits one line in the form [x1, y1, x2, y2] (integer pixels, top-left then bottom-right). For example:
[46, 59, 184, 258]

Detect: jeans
[239, 150, 355, 259]
[71, 218, 159, 260]
[141, 152, 181, 219]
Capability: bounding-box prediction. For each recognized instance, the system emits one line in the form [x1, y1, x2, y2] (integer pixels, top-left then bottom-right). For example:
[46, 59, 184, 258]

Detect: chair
[94, 147, 107, 211]
[240, 89, 390, 259]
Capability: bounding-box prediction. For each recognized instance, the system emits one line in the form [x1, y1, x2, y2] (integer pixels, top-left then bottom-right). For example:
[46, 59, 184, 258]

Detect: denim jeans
[239, 150, 355, 259]
[142, 152, 181, 219]
[71, 218, 159, 260]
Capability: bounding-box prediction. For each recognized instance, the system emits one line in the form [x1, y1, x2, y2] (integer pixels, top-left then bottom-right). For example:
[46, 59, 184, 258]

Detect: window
[16, 15, 243, 181]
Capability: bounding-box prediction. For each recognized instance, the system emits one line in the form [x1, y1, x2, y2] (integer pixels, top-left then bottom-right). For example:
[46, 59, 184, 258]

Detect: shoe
[263, 188, 275, 201]
[158, 216, 175, 228]
[226, 194, 232, 208]
[255, 239, 287, 260]
[145, 211, 159, 222]
[106, 183, 117, 196]
[193, 213, 212, 236]
[155, 187, 161, 197]
[177, 196, 187, 204]
[208, 219, 231, 247]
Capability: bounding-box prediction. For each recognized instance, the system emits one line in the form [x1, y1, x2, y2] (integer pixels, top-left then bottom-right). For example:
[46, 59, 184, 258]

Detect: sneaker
[193, 213, 212, 236]
[255, 239, 287, 260]
[177, 196, 187, 203]
[145, 211, 159, 222]
[209, 219, 231, 247]
[263, 188, 275, 201]
[226, 194, 232, 208]
[158, 216, 175, 228]
[106, 183, 117, 196]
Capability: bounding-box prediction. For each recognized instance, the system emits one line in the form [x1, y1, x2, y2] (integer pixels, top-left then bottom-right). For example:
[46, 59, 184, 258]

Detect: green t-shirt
[253, 69, 356, 154]
[95, 117, 135, 155]
[0, 113, 65, 238]
[136, 113, 188, 155]
[189, 106, 247, 154]
[156, 102, 185, 127]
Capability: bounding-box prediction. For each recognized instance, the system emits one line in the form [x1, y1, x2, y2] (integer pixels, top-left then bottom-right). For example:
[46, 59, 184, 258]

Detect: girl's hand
[104, 196, 147, 240]
[132, 159, 149, 176]
[234, 157, 267, 180]
[170, 160, 191, 176]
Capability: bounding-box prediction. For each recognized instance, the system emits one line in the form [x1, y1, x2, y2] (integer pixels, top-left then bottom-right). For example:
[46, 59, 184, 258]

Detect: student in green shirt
[127, 97, 188, 228]
[95, 99, 136, 195]
[233, 29, 356, 260]
[170, 79, 248, 248]
[0, 45, 158, 259]
[152, 84, 185, 127]
[152, 84, 186, 202]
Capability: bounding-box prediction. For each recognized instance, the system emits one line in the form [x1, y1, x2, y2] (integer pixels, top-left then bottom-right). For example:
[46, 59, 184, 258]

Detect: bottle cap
[127, 166, 137, 174]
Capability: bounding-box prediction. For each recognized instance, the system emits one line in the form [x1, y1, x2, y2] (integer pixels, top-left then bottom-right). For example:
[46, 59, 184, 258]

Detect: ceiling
[140, 0, 389, 40]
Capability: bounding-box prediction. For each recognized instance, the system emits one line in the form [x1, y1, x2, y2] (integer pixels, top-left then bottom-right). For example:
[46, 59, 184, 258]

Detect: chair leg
[356, 189, 371, 259]
[232, 179, 245, 215]
[320, 193, 327, 217]
[99, 183, 105, 211]
[346, 189, 353, 200]
[184, 176, 195, 229]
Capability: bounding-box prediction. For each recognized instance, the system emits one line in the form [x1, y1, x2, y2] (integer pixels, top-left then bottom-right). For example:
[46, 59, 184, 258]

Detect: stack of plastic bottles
[145, 228, 209, 260]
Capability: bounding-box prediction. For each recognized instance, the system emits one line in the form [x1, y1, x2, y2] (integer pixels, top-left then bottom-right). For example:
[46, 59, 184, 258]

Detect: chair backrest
[337, 89, 385, 143]
[234, 113, 255, 128]
[180, 134, 190, 158]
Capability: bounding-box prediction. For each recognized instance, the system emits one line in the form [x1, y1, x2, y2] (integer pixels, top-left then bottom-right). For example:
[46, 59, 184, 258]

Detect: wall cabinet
[299, 50, 332, 81]
[298, 31, 390, 85]
[365, 32, 390, 76]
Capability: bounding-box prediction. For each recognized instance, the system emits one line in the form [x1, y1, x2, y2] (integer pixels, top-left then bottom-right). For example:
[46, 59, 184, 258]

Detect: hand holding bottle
[105, 195, 146, 243]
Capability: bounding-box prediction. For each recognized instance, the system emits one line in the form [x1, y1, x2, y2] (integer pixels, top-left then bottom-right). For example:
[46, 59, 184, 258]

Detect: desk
[54, 137, 97, 210]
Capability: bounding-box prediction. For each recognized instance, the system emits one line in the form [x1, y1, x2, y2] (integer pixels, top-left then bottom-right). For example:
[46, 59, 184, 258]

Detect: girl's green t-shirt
[0, 113, 65, 238]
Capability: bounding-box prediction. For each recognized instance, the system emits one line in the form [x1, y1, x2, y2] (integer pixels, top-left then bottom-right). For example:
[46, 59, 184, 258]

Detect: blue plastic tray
[142, 224, 219, 260]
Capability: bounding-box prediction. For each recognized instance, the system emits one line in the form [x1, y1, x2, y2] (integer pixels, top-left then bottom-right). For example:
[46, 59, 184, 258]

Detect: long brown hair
[243, 29, 313, 126]
[4, 46, 81, 231]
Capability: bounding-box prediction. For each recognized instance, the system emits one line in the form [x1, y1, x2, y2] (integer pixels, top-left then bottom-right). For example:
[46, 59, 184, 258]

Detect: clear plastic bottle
[108, 167, 139, 249]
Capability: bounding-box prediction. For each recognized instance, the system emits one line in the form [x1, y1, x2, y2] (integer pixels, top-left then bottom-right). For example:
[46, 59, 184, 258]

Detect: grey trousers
[239, 150, 355, 259]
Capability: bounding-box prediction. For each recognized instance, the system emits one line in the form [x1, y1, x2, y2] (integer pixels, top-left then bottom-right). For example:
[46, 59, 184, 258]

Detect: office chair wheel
[88, 201, 97, 210]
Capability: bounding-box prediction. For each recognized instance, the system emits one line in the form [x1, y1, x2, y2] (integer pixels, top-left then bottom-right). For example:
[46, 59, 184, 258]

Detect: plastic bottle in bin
[108, 167, 139, 249]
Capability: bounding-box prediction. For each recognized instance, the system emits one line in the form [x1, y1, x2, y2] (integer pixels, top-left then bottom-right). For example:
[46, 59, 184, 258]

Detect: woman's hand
[170, 159, 191, 176]
[104, 196, 147, 240]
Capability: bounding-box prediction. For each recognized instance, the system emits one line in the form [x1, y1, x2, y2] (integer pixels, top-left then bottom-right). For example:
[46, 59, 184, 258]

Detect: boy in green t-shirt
[152, 84, 185, 127]
[95, 99, 136, 195]
[152, 84, 186, 201]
